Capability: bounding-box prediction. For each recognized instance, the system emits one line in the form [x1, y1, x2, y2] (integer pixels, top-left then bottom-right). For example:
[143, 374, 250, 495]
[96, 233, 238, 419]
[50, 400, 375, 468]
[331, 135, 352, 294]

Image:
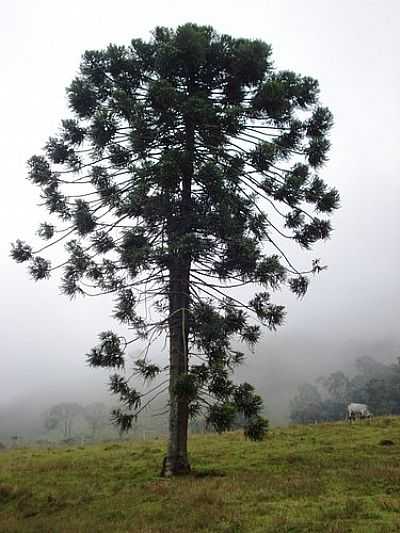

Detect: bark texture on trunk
[161, 260, 191, 476]
[161, 106, 194, 477]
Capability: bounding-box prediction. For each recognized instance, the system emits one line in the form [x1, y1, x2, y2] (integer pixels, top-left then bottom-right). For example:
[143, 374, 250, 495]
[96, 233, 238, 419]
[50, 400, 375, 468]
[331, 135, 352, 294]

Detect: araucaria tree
[12, 24, 339, 475]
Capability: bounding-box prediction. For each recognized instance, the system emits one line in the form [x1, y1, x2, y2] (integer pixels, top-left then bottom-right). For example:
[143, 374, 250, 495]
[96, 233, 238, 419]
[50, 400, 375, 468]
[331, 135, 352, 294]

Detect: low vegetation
[1, 417, 400, 532]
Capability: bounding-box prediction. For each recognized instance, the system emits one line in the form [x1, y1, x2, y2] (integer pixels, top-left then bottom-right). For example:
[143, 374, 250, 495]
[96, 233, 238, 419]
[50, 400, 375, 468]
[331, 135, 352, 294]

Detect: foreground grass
[1, 418, 400, 532]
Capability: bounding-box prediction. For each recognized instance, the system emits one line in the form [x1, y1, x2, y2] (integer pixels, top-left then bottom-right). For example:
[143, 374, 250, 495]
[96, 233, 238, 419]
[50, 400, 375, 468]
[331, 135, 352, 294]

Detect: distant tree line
[290, 356, 400, 424]
[43, 400, 170, 441]
[44, 402, 110, 439]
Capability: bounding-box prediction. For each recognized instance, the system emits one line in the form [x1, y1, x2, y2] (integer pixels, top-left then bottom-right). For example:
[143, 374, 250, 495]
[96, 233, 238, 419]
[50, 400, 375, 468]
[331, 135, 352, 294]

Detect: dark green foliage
[10, 240, 32, 263]
[27, 155, 53, 185]
[244, 415, 269, 441]
[109, 374, 141, 409]
[28, 257, 51, 280]
[110, 408, 135, 432]
[37, 223, 55, 240]
[175, 374, 199, 403]
[207, 403, 237, 433]
[86, 331, 125, 369]
[289, 276, 309, 298]
[91, 231, 115, 253]
[12, 24, 339, 444]
[134, 359, 161, 381]
[249, 292, 285, 329]
[74, 201, 96, 236]
[61, 119, 86, 145]
[234, 383, 263, 418]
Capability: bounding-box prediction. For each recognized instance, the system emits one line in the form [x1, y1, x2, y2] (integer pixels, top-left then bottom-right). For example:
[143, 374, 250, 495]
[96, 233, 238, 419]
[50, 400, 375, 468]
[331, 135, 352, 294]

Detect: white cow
[346, 403, 372, 422]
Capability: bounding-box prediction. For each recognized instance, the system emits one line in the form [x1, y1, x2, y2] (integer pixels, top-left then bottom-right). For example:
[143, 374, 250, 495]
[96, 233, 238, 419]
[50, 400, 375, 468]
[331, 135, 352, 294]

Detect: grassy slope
[1, 418, 400, 532]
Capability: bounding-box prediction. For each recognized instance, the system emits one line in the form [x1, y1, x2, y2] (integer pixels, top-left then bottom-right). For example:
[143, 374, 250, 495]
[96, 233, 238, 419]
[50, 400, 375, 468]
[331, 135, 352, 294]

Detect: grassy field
[1, 417, 400, 532]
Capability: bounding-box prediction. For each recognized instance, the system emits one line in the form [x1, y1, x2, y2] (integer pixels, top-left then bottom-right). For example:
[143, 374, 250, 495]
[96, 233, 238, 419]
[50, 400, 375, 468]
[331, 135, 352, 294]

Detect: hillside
[1, 418, 400, 532]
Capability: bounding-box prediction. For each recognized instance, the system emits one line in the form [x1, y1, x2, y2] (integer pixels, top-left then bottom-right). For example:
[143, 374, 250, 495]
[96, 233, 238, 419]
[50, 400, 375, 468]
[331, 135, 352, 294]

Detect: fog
[1, 1, 399, 432]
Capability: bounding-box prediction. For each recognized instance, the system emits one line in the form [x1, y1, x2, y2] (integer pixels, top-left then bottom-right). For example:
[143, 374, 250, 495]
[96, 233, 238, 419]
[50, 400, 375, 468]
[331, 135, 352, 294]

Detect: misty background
[1, 0, 399, 437]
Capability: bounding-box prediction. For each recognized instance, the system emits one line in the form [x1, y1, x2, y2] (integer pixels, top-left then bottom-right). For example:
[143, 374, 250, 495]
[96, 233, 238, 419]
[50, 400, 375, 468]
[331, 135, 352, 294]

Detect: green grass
[1, 417, 400, 532]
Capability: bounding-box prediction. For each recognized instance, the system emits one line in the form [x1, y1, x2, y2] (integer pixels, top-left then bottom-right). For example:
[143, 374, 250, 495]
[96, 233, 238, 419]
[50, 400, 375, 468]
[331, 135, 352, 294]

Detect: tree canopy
[12, 23, 339, 475]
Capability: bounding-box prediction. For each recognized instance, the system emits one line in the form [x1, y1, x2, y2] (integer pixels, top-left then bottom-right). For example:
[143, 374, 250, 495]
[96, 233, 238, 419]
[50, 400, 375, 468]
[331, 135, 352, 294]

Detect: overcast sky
[1, 0, 399, 407]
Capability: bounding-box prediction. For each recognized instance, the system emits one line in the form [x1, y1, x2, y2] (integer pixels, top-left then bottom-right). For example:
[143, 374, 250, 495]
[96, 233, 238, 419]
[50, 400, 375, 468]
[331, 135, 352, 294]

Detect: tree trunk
[161, 260, 191, 476]
[161, 107, 194, 477]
